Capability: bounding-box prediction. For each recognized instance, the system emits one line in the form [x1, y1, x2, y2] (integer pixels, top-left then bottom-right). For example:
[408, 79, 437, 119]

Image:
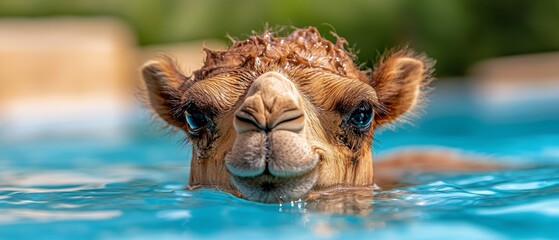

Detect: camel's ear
[371, 51, 433, 125]
[141, 57, 187, 128]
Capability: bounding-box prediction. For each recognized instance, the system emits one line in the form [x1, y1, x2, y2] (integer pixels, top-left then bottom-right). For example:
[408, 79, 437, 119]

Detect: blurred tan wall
[0, 17, 224, 136]
[470, 52, 559, 106]
[0, 18, 135, 103]
[0, 18, 136, 135]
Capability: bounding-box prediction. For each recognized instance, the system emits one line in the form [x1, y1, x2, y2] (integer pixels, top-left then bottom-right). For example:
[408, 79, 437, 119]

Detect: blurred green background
[1, 0, 558, 77]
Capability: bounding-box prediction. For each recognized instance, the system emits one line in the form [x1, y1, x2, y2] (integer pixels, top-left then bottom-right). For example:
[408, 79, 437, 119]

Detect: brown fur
[141, 27, 436, 202]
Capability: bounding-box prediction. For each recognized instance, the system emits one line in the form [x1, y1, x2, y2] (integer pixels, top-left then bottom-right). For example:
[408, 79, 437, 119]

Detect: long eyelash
[370, 134, 382, 154]
[178, 135, 192, 150]
[172, 104, 187, 120]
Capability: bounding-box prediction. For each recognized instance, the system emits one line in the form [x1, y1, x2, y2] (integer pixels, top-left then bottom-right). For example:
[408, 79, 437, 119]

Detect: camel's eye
[185, 104, 210, 134]
[349, 102, 373, 129]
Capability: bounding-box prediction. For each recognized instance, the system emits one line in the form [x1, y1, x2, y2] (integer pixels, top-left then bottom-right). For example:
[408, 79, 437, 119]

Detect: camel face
[226, 72, 320, 202]
[141, 28, 433, 203]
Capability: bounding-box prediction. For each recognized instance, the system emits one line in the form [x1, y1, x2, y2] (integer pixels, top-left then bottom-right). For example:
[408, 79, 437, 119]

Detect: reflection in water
[0, 104, 558, 239]
[0, 209, 121, 223]
[304, 187, 376, 215]
[156, 210, 192, 220]
[0, 165, 558, 239]
[0, 184, 106, 194]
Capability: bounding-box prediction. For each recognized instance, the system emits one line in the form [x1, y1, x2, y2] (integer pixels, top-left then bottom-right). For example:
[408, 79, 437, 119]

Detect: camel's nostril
[234, 103, 305, 133]
[235, 108, 304, 133]
[233, 71, 306, 134]
[268, 108, 304, 131]
[235, 110, 266, 131]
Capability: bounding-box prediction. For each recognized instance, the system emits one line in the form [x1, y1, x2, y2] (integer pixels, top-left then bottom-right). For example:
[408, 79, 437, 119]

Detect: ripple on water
[1, 120, 559, 240]
[156, 210, 192, 220]
[476, 199, 559, 216]
[493, 181, 558, 191]
[0, 209, 122, 223]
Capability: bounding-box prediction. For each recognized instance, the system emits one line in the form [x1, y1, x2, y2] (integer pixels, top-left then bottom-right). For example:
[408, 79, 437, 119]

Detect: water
[1, 86, 558, 239]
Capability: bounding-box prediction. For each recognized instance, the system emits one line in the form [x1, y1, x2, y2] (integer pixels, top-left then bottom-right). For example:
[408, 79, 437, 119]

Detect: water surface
[1, 86, 558, 239]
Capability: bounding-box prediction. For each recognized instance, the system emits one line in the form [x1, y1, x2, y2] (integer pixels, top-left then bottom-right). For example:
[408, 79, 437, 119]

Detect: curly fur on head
[195, 27, 369, 82]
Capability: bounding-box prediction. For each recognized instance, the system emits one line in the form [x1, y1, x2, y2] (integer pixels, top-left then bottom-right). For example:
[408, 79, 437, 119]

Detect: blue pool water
[1, 85, 558, 239]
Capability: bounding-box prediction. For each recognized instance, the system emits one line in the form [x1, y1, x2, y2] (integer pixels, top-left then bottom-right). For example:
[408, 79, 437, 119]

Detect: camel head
[141, 27, 433, 203]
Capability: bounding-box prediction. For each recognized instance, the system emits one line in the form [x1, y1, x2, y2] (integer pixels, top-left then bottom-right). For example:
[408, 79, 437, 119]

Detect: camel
[141, 27, 497, 204]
